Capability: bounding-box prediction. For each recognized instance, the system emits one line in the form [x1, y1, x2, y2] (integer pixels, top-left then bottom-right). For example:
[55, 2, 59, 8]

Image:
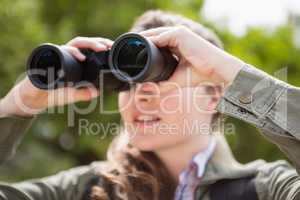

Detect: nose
[134, 82, 160, 105]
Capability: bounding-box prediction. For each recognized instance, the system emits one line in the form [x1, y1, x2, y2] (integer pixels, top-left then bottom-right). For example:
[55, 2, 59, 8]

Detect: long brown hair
[88, 10, 223, 200]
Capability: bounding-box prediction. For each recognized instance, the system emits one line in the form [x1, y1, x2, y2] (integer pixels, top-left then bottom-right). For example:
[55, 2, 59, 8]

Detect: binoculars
[27, 33, 178, 91]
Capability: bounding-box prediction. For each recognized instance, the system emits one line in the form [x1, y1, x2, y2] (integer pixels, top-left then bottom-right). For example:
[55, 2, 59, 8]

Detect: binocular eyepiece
[27, 33, 178, 91]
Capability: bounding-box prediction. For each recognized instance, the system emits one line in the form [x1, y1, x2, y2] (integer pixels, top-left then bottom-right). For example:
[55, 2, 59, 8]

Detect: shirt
[174, 137, 216, 200]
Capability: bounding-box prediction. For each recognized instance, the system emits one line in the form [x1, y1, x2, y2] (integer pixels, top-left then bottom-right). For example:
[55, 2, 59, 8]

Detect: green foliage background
[0, 0, 299, 182]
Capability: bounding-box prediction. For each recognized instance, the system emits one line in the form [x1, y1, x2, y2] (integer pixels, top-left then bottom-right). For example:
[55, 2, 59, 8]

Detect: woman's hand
[0, 37, 113, 117]
[140, 26, 244, 90]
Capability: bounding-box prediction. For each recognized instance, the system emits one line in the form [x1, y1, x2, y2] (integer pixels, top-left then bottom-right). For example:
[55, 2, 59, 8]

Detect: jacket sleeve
[0, 162, 100, 200]
[0, 116, 34, 164]
[217, 64, 300, 173]
[255, 160, 300, 200]
[216, 65, 300, 199]
[0, 116, 100, 200]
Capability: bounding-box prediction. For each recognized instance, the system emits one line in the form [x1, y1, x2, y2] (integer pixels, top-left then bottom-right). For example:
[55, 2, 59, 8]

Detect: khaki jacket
[0, 65, 300, 200]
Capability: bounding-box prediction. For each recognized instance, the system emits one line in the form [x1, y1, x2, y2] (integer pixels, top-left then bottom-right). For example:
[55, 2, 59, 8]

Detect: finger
[72, 87, 100, 102]
[92, 37, 114, 48]
[67, 37, 108, 52]
[139, 27, 172, 37]
[62, 46, 86, 61]
[147, 30, 176, 48]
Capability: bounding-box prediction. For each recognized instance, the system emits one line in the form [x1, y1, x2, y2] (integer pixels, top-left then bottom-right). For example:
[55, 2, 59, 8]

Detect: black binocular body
[27, 33, 178, 91]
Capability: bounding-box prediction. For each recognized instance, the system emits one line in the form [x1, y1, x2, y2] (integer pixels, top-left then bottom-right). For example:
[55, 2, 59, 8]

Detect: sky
[202, 0, 300, 36]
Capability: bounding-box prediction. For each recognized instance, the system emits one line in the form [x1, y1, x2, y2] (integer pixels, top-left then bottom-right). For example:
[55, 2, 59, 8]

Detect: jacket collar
[191, 137, 217, 178]
[199, 135, 266, 186]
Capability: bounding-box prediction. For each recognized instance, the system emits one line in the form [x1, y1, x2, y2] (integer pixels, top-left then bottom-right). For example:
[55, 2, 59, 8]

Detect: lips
[134, 114, 161, 126]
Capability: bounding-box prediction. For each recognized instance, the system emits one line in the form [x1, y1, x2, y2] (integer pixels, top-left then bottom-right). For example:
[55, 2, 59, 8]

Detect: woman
[0, 10, 299, 200]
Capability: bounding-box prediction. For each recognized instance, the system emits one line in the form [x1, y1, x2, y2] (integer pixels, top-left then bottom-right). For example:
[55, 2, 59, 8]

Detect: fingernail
[79, 54, 86, 61]
[91, 89, 100, 98]
[96, 43, 106, 50]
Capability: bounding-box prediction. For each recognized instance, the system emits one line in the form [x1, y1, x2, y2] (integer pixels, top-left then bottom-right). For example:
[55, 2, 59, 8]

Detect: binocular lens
[30, 49, 62, 87]
[27, 33, 178, 90]
[114, 38, 148, 78]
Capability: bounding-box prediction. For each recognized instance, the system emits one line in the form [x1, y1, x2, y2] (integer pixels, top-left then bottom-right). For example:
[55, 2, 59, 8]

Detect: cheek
[159, 88, 210, 129]
[118, 92, 129, 109]
[159, 89, 197, 121]
[118, 92, 134, 122]
[180, 88, 210, 116]
[159, 91, 182, 115]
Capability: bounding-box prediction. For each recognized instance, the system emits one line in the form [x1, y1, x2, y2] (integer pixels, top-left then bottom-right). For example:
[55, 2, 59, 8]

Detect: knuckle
[74, 36, 83, 41]
[95, 37, 105, 41]
[175, 26, 188, 35]
[91, 41, 99, 46]
[100, 40, 109, 45]
[104, 38, 113, 43]
[65, 46, 76, 52]
[96, 38, 113, 45]
[69, 36, 84, 44]
[85, 39, 97, 45]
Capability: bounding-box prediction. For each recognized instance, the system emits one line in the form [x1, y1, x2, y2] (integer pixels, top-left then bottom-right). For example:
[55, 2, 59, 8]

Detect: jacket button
[239, 93, 252, 104]
[238, 107, 247, 114]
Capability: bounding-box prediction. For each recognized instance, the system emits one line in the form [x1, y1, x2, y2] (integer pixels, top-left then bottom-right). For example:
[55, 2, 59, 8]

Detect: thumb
[71, 87, 100, 102]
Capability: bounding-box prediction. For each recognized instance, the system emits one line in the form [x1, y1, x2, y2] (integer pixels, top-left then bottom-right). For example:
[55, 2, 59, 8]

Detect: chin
[129, 134, 165, 151]
[130, 133, 184, 153]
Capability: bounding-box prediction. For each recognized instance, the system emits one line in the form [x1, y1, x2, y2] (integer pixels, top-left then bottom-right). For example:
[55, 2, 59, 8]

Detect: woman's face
[118, 81, 218, 152]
